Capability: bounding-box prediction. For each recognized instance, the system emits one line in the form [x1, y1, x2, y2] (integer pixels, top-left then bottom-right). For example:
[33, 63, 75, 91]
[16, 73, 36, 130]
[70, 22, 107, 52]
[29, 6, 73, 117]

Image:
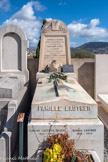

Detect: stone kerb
[0, 24, 29, 83]
[38, 20, 71, 71]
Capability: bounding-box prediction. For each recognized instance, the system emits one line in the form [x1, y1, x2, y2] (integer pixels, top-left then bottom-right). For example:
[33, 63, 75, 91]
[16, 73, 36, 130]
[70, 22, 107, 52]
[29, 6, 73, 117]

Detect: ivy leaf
[71, 154, 76, 162]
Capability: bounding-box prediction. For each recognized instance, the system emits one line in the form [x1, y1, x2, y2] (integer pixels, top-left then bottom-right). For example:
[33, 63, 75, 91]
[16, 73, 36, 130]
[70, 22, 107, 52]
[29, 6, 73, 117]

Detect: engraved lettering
[44, 37, 66, 66]
[38, 105, 91, 112]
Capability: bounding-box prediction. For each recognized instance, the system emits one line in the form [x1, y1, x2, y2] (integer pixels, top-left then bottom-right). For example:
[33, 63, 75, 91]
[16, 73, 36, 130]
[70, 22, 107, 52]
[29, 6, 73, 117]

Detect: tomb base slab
[28, 118, 104, 162]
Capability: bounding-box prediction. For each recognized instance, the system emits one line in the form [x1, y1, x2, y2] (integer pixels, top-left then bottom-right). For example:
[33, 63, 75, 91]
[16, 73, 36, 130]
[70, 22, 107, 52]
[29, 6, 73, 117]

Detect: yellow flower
[53, 144, 62, 153]
[52, 151, 57, 161]
[55, 138, 58, 143]
[43, 148, 52, 162]
[43, 144, 64, 162]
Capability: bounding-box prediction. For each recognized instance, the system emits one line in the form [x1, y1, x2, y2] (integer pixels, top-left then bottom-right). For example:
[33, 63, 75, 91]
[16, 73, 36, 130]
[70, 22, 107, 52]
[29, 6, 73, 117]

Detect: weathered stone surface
[28, 119, 104, 162]
[31, 74, 97, 119]
[0, 74, 25, 98]
[38, 20, 71, 71]
[0, 24, 29, 83]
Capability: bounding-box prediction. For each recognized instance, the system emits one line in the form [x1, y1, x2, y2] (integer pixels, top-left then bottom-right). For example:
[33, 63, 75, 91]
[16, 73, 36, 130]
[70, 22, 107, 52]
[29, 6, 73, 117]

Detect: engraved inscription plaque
[44, 36, 66, 66]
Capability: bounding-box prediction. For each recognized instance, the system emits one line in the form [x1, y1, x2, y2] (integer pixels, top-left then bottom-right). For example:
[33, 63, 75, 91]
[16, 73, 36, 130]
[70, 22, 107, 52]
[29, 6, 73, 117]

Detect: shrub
[71, 50, 95, 58]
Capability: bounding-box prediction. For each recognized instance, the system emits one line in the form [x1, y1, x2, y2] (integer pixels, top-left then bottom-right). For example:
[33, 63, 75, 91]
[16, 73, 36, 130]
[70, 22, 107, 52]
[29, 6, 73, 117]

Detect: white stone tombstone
[38, 20, 71, 71]
[0, 24, 29, 83]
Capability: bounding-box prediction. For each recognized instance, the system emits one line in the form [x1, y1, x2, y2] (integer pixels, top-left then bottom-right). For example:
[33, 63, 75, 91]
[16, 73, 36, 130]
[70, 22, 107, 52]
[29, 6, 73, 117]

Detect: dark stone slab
[62, 65, 74, 73]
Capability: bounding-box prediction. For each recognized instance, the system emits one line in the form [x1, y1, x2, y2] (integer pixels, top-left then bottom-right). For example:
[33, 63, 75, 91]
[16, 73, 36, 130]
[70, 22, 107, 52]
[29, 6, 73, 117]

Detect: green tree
[35, 19, 47, 58]
[71, 49, 95, 58]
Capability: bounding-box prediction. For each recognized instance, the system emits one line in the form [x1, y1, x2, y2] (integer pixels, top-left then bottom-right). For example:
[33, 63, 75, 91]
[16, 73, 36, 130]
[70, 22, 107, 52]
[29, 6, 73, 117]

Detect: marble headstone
[38, 20, 71, 71]
[0, 25, 29, 97]
[0, 24, 29, 83]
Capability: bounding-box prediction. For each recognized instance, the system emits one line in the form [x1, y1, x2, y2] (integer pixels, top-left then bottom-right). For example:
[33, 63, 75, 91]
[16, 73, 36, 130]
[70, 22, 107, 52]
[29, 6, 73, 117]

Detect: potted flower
[43, 133, 94, 162]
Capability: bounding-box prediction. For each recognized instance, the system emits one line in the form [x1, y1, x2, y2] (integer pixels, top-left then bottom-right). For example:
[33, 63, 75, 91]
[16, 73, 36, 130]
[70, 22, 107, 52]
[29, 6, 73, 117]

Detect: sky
[0, 0, 108, 48]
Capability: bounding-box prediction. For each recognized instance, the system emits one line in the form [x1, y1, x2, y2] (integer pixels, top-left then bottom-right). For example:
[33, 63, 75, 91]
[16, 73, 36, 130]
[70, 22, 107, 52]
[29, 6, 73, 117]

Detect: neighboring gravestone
[0, 24, 29, 83]
[38, 20, 71, 71]
[0, 25, 30, 161]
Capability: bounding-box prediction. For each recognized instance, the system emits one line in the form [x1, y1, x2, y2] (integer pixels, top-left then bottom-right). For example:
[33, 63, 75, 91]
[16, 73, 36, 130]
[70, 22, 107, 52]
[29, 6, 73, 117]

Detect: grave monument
[0, 24, 29, 83]
[28, 20, 104, 161]
[0, 24, 30, 161]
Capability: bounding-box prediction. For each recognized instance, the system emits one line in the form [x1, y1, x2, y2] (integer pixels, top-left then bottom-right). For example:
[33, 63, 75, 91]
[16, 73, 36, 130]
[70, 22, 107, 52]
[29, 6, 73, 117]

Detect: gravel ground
[104, 126, 108, 162]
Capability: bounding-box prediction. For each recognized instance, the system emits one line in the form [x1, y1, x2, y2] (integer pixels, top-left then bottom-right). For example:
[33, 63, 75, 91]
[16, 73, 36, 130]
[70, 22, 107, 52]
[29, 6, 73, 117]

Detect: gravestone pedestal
[28, 119, 103, 161]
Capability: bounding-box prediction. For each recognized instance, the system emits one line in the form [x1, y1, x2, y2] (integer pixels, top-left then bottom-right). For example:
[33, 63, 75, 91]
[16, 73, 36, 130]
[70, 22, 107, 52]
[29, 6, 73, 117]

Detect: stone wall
[71, 58, 95, 98]
[95, 55, 108, 101]
[27, 57, 95, 99]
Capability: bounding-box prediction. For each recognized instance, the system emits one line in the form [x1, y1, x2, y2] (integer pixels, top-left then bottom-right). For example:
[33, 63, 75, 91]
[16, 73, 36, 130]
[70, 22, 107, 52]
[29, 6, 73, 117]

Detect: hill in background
[71, 42, 108, 54]
[29, 42, 108, 58]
